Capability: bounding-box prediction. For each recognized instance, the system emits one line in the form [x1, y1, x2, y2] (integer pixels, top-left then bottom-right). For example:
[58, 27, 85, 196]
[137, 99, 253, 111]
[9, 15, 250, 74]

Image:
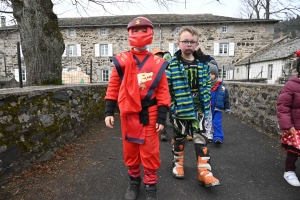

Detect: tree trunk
[11, 0, 64, 86]
[265, 0, 270, 19]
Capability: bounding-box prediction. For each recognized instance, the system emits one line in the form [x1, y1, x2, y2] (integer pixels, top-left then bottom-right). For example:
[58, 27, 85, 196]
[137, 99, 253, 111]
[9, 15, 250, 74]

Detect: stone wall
[0, 82, 284, 186]
[225, 81, 282, 136]
[0, 84, 108, 185]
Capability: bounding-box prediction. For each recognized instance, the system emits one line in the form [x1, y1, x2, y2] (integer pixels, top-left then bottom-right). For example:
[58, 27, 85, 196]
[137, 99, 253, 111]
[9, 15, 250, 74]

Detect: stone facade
[0, 14, 279, 84]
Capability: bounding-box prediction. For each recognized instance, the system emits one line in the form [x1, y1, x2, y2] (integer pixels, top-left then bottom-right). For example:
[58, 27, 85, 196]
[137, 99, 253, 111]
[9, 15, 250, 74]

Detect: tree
[0, 0, 220, 86]
[237, 0, 300, 19]
[11, 0, 64, 85]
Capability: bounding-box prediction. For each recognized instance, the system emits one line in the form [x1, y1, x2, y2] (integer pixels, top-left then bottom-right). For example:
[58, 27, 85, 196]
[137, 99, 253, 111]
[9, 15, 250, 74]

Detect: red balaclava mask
[127, 17, 153, 48]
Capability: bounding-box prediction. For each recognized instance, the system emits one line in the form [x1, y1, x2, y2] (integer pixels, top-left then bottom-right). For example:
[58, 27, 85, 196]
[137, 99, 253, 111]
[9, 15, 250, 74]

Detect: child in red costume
[104, 16, 170, 200]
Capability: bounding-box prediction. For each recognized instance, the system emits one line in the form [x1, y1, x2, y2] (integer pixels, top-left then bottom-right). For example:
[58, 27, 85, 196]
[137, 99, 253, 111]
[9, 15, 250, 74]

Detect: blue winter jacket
[211, 81, 230, 112]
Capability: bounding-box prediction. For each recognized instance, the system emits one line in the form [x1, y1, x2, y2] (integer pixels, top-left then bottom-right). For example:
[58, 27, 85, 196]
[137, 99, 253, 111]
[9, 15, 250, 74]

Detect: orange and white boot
[172, 138, 185, 178]
[197, 146, 220, 187]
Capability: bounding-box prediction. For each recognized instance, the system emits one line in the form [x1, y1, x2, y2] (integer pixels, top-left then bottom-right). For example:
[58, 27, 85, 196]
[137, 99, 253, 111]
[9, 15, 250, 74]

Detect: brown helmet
[127, 17, 153, 31]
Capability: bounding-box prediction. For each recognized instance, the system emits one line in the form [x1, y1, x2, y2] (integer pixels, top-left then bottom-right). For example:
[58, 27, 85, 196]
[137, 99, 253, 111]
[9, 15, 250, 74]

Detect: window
[67, 44, 77, 57]
[268, 64, 273, 79]
[175, 27, 180, 34]
[14, 68, 26, 82]
[102, 69, 109, 82]
[68, 29, 76, 38]
[100, 44, 109, 56]
[236, 68, 239, 73]
[62, 44, 81, 57]
[218, 69, 225, 79]
[168, 43, 179, 56]
[219, 43, 228, 55]
[100, 28, 107, 35]
[97, 67, 112, 82]
[174, 43, 180, 52]
[221, 26, 227, 33]
[94, 43, 113, 57]
[214, 43, 234, 56]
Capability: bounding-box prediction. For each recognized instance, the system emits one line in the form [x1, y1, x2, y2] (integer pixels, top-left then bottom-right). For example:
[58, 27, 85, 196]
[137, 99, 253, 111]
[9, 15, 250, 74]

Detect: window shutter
[76, 44, 81, 56]
[169, 43, 174, 56]
[108, 44, 113, 56]
[62, 45, 67, 57]
[15, 69, 19, 82]
[214, 43, 219, 56]
[19, 45, 23, 58]
[95, 44, 100, 57]
[229, 43, 235, 56]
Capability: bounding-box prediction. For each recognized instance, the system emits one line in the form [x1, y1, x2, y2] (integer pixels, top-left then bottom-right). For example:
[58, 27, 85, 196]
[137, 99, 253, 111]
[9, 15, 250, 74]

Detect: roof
[0, 14, 280, 30]
[57, 14, 280, 28]
[235, 36, 300, 66]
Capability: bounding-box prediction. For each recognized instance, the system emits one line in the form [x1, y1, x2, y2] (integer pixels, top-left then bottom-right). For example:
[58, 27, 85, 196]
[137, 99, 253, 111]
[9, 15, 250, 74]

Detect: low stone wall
[0, 84, 108, 185]
[225, 81, 282, 137]
[0, 82, 284, 186]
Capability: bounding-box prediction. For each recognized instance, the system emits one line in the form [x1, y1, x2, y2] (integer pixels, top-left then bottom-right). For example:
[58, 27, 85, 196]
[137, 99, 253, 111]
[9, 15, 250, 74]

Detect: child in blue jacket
[209, 63, 230, 144]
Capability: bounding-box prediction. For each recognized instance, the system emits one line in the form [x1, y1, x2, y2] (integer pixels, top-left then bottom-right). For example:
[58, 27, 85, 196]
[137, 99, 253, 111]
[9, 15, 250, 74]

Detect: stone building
[233, 36, 300, 84]
[0, 14, 279, 84]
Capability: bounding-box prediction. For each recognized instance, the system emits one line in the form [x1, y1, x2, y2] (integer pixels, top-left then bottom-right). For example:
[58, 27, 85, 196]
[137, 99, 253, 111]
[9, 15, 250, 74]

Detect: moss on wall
[0, 84, 108, 184]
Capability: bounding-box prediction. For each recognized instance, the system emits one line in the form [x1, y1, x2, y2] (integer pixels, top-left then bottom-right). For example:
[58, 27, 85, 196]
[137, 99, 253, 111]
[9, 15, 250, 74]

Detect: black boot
[125, 177, 141, 200]
[145, 184, 157, 200]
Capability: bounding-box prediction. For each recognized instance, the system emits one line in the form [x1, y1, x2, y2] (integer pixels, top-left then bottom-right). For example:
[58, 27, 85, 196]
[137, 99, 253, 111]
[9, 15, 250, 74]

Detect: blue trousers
[212, 111, 224, 142]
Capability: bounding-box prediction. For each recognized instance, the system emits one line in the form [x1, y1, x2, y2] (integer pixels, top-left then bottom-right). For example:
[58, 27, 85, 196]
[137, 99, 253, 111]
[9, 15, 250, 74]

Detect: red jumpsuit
[105, 49, 170, 184]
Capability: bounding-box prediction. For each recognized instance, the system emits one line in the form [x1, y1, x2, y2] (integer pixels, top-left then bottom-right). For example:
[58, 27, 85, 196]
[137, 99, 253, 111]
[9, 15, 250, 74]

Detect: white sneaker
[284, 171, 300, 187]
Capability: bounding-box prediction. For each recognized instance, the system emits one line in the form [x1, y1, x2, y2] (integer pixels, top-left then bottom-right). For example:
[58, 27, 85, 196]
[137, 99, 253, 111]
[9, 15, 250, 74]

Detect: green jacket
[166, 50, 211, 120]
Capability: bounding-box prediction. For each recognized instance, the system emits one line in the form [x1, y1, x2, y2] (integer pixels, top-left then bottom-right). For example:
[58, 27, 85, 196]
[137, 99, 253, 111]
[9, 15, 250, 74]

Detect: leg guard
[172, 137, 185, 178]
[195, 144, 220, 187]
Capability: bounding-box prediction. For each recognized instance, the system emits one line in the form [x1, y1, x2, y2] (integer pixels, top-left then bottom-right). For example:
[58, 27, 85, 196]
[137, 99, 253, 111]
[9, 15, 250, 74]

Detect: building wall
[0, 21, 275, 83]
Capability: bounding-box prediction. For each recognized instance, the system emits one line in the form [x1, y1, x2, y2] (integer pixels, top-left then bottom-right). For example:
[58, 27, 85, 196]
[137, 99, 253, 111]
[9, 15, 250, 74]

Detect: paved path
[1, 114, 300, 200]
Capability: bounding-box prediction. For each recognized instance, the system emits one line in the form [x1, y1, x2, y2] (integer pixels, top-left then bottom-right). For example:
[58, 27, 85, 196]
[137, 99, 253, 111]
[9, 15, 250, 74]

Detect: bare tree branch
[237, 0, 300, 19]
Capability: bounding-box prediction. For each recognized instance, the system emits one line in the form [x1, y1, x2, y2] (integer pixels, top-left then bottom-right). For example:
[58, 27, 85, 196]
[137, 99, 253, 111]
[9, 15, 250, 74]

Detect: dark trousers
[285, 151, 299, 172]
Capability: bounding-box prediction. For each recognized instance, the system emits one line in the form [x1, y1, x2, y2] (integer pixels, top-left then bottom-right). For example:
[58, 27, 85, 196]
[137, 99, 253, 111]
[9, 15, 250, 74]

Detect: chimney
[1, 16, 5, 27]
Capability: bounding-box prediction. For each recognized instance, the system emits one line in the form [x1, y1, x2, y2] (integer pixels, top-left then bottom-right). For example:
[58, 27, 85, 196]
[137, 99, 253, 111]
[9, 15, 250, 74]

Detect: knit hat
[209, 62, 218, 77]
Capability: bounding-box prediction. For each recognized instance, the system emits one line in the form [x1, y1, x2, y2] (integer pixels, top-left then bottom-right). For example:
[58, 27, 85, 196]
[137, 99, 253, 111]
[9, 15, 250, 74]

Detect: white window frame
[95, 43, 113, 57]
[101, 69, 110, 82]
[14, 68, 26, 82]
[214, 42, 234, 56]
[63, 44, 81, 57]
[268, 64, 273, 79]
[168, 43, 179, 56]
[175, 27, 181, 35]
[67, 29, 76, 38]
[219, 68, 226, 79]
[219, 43, 229, 55]
[100, 44, 109, 57]
[221, 26, 228, 33]
[68, 44, 77, 57]
[99, 28, 108, 36]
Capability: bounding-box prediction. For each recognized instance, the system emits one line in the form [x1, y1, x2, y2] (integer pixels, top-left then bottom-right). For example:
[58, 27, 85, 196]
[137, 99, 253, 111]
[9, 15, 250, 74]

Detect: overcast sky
[53, 0, 241, 18]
